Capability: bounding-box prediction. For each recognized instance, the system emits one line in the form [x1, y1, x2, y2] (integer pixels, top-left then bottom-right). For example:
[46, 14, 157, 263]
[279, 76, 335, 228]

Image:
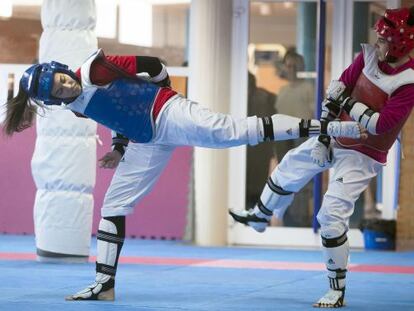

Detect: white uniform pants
[273, 137, 382, 236]
[101, 95, 260, 217]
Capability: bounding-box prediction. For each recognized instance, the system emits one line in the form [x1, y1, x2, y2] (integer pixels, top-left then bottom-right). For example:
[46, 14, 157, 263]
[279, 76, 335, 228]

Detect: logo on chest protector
[286, 128, 292, 136]
[336, 177, 344, 183]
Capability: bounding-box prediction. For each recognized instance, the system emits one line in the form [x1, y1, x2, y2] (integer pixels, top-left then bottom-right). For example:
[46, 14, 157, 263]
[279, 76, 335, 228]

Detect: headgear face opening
[375, 8, 414, 59]
[20, 61, 79, 105]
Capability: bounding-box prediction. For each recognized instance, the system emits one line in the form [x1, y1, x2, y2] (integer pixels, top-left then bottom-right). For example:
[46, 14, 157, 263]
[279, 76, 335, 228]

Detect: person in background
[246, 72, 277, 209]
[274, 49, 314, 227]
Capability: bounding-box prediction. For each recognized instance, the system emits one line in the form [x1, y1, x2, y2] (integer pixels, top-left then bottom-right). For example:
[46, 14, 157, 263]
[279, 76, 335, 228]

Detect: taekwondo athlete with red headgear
[230, 7, 414, 308]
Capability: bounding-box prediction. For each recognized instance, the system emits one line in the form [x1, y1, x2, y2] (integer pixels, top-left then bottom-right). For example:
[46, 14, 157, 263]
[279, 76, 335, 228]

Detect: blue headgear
[20, 61, 80, 105]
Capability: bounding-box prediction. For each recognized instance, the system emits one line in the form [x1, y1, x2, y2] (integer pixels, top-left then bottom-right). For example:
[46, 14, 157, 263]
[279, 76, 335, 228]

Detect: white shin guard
[272, 114, 300, 140]
[96, 217, 125, 281]
[265, 115, 321, 141]
[321, 232, 349, 290]
[253, 176, 294, 220]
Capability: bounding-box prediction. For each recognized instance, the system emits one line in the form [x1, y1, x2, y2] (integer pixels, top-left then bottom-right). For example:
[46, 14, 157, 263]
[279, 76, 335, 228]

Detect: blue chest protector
[83, 78, 160, 143]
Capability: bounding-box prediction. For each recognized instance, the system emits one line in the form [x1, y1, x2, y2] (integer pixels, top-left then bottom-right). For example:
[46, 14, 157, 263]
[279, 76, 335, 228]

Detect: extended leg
[264, 115, 364, 141]
[154, 97, 365, 148]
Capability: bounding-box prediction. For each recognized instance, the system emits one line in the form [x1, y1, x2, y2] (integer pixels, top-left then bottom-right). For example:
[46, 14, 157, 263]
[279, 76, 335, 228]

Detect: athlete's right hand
[327, 121, 368, 139]
[99, 150, 123, 169]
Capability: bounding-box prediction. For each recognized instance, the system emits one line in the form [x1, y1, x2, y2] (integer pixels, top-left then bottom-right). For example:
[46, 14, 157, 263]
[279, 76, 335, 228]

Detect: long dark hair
[2, 85, 38, 136]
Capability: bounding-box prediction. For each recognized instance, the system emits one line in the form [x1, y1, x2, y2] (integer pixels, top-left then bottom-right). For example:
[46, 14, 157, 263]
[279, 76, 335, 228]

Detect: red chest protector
[337, 73, 408, 163]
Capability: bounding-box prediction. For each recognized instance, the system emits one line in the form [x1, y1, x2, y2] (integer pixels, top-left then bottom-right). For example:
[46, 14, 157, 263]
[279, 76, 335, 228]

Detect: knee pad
[96, 216, 125, 276]
[320, 223, 348, 240]
[317, 213, 349, 239]
[321, 231, 349, 290]
[258, 176, 294, 219]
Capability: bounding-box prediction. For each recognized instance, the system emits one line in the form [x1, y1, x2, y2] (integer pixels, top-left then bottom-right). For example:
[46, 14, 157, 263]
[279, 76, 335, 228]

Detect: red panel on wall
[0, 124, 192, 239]
[0, 126, 36, 234]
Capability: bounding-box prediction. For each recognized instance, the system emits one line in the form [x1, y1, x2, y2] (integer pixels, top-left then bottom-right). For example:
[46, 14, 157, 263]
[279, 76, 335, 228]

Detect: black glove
[322, 98, 341, 118]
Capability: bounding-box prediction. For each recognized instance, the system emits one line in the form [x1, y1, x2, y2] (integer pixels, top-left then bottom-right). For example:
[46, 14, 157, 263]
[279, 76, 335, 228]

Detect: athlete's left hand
[99, 150, 123, 169]
[311, 138, 333, 167]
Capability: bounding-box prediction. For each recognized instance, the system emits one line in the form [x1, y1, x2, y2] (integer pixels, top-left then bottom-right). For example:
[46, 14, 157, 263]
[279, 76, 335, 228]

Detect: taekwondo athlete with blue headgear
[3, 49, 366, 301]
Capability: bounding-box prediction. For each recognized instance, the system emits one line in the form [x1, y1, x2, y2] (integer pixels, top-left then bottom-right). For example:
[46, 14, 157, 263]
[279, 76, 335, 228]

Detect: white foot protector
[65, 275, 115, 301]
[229, 209, 269, 233]
[313, 289, 345, 308]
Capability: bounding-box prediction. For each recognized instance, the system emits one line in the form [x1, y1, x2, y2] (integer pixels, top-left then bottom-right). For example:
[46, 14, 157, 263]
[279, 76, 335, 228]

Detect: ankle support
[328, 269, 347, 290]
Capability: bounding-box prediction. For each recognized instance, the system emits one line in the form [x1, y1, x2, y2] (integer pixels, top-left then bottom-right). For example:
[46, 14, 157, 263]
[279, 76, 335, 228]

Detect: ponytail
[2, 86, 37, 136]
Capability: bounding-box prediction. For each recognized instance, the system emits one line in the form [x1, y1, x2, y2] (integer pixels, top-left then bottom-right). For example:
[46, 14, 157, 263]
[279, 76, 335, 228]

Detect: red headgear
[375, 8, 414, 59]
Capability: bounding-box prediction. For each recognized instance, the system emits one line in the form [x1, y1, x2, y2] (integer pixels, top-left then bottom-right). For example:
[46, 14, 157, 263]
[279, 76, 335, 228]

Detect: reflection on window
[246, 1, 317, 228]
[352, 2, 386, 58]
[349, 1, 387, 227]
[96, 0, 190, 66]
